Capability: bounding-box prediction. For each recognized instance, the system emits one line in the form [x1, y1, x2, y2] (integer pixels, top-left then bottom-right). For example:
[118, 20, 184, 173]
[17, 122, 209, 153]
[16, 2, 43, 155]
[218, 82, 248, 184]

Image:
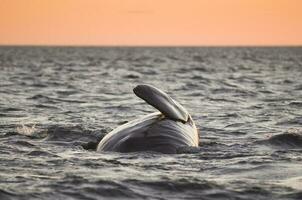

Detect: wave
[257, 129, 302, 148]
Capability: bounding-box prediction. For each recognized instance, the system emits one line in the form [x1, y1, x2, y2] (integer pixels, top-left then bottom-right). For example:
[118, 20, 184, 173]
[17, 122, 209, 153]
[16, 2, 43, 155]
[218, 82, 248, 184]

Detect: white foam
[16, 123, 37, 136]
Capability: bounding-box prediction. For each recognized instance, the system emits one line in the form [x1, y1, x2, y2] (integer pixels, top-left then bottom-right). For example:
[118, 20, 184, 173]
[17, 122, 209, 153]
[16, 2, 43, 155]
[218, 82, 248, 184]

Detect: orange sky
[0, 0, 301, 46]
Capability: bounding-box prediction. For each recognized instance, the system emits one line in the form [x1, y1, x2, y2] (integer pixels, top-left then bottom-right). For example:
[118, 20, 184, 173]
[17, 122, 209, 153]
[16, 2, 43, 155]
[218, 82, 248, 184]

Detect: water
[0, 46, 302, 199]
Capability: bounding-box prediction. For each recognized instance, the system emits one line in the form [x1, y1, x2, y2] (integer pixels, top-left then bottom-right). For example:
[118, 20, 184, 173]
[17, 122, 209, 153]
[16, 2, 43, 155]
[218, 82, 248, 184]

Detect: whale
[97, 84, 199, 154]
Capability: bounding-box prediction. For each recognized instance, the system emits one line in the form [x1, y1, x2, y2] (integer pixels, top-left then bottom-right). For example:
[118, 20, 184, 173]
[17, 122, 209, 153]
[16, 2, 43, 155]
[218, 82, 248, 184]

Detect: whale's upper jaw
[133, 84, 189, 123]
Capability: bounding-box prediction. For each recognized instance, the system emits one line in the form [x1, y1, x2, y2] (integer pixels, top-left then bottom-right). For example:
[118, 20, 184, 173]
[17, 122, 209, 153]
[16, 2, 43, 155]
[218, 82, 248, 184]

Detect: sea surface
[0, 47, 302, 200]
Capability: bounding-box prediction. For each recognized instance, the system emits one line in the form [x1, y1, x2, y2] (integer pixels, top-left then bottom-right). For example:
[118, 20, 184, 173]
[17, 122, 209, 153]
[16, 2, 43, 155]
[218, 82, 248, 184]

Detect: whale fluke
[133, 84, 189, 123]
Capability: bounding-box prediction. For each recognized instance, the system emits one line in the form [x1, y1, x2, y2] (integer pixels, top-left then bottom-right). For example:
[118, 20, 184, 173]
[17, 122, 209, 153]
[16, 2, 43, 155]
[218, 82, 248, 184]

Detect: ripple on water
[258, 129, 302, 149]
[1, 47, 302, 199]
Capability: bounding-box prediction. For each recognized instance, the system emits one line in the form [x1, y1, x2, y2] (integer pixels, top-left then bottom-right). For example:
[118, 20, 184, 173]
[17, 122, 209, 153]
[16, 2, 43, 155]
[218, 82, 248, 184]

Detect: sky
[0, 0, 301, 46]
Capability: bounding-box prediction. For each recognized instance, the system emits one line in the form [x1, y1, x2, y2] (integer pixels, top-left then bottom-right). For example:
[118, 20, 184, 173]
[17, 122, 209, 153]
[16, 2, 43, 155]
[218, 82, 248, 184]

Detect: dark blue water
[0, 47, 302, 199]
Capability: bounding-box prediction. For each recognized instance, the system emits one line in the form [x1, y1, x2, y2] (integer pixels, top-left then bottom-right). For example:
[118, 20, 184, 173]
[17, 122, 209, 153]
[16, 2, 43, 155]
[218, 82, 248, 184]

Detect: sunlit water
[0, 47, 302, 200]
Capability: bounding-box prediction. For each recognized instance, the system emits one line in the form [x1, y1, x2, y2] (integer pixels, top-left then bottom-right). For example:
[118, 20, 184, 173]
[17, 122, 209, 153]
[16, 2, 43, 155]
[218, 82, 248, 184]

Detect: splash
[16, 123, 38, 137]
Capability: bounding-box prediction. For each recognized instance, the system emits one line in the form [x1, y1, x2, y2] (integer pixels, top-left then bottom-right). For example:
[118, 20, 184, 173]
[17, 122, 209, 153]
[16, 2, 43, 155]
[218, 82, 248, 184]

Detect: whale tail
[133, 84, 189, 123]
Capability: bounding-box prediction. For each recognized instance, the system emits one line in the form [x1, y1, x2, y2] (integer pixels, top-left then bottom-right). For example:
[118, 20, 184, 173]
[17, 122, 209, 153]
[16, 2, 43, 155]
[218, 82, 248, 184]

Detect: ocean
[0, 46, 302, 199]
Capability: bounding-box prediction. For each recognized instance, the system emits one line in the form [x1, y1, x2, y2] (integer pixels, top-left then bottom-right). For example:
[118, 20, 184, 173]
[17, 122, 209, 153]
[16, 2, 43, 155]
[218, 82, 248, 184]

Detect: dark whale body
[97, 85, 199, 154]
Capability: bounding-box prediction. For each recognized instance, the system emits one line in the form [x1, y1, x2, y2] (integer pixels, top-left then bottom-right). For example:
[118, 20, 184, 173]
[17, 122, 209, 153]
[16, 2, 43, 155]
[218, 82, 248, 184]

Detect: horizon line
[0, 44, 302, 48]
